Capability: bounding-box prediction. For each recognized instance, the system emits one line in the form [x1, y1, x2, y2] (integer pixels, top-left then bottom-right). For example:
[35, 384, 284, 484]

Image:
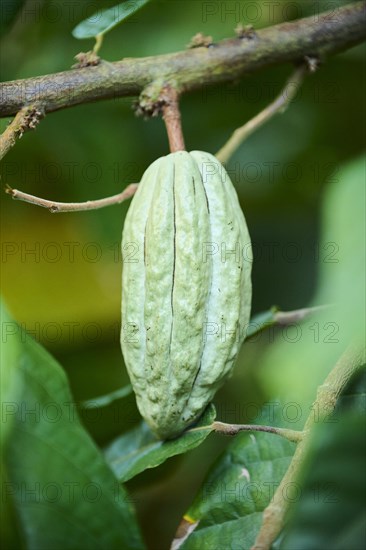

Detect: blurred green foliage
[1, 1, 365, 548]
[279, 368, 366, 550]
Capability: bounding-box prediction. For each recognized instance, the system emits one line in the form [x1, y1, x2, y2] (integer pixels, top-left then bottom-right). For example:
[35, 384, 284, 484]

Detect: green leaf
[105, 404, 216, 482]
[1, 301, 144, 549]
[279, 367, 366, 550]
[72, 0, 151, 40]
[80, 384, 133, 409]
[174, 404, 296, 549]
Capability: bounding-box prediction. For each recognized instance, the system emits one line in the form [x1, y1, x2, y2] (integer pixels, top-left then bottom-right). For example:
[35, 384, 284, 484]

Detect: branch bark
[1, 2, 365, 117]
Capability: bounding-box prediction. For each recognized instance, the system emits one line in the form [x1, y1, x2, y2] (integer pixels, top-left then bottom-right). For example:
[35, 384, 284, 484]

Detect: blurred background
[1, 1, 365, 548]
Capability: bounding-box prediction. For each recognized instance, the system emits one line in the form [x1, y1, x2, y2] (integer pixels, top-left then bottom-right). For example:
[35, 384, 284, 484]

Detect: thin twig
[162, 87, 186, 153]
[247, 304, 331, 340]
[212, 421, 303, 443]
[0, 105, 43, 161]
[5, 183, 138, 213]
[187, 421, 303, 444]
[216, 65, 308, 163]
[251, 343, 366, 550]
[273, 304, 330, 325]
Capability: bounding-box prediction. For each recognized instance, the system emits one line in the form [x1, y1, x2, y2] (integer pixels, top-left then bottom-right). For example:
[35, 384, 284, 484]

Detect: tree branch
[1, 2, 365, 117]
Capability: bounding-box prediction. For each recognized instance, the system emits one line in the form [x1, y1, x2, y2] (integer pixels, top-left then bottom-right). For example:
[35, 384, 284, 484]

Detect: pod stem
[162, 87, 186, 153]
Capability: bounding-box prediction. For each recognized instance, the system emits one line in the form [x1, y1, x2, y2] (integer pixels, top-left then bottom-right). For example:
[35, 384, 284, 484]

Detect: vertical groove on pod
[143, 220, 148, 379]
[143, 223, 147, 267]
[181, 164, 213, 419]
[202, 182, 210, 214]
[170, 163, 176, 351]
[189, 172, 204, 392]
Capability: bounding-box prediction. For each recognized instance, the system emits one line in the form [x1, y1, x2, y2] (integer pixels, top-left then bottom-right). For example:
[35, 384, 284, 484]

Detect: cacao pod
[121, 151, 252, 439]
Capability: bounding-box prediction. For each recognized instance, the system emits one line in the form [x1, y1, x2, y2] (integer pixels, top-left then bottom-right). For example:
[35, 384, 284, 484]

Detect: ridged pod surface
[121, 151, 252, 439]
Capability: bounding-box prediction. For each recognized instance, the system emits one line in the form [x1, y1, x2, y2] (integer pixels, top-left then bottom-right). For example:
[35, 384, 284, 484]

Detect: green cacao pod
[121, 151, 252, 439]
